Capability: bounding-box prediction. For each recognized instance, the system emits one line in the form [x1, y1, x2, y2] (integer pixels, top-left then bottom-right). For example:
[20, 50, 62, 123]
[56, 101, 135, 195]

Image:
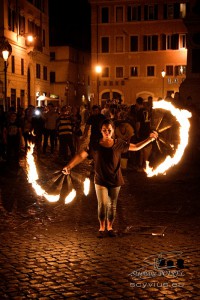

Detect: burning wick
[65, 189, 76, 204]
[84, 178, 90, 196]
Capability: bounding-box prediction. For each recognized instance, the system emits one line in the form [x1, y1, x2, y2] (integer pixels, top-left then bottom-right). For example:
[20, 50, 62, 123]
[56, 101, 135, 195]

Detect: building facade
[0, 0, 50, 111]
[179, 0, 200, 108]
[89, 0, 191, 106]
[1, 0, 199, 111]
[49, 46, 91, 108]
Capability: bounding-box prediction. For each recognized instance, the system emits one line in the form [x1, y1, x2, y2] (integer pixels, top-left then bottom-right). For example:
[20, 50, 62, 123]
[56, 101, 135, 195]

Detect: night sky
[49, 0, 91, 51]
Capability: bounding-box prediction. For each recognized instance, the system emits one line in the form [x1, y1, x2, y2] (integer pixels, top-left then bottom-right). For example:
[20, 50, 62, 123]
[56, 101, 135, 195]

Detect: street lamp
[95, 65, 102, 106]
[161, 69, 166, 99]
[0, 37, 12, 111]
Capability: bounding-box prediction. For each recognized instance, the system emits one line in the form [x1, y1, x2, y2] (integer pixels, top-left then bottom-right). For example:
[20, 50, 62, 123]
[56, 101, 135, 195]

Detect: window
[116, 36, 123, 52]
[10, 89, 16, 108]
[164, 4, 174, 19]
[42, 29, 46, 47]
[50, 72, 55, 83]
[116, 67, 123, 78]
[102, 7, 109, 23]
[21, 59, 24, 75]
[50, 52, 56, 61]
[11, 56, 15, 73]
[101, 37, 109, 53]
[174, 65, 186, 76]
[19, 15, 25, 35]
[167, 34, 179, 49]
[43, 66, 47, 80]
[144, 5, 158, 20]
[180, 34, 186, 48]
[130, 36, 138, 52]
[147, 66, 155, 76]
[130, 66, 138, 77]
[102, 67, 109, 78]
[116, 6, 123, 22]
[127, 5, 141, 21]
[166, 65, 173, 76]
[28, 20, 34, 34]
[143, 35, 158, 51]
[180, 3, 186, 18]
[164, 3, 185, 19]
[20, 90, 25, 107]
[36, 64, 40, 79]
[8, 7, 16, 32]
[161, 34, 179, 50]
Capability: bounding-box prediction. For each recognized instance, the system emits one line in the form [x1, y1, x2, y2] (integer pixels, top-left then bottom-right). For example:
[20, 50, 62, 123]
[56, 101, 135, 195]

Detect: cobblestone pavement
[0, 146, 200, 300]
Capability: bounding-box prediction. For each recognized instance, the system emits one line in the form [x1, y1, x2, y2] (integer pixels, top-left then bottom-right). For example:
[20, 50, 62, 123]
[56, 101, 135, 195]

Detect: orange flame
[26, 143, 90, 203]
[83, 178, 90, 196]
[145, 100, 192, 177]
[64, 189, 76, 204]
[26, 143, 61, 203]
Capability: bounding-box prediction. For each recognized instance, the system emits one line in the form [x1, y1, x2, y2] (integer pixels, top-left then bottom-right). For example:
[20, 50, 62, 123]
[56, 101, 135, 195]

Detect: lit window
[130, 66, 138, 77]
[180, 3, 186, 18]
[174, 65, 186, 76]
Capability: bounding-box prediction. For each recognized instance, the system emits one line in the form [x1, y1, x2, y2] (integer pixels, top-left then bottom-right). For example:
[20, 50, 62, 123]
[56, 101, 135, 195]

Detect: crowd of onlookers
[0, 93, 199, 170]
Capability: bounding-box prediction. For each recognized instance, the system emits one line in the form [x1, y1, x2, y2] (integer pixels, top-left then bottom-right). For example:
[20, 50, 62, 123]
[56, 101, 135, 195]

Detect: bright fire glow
[145, 100, 192, 177]
[84, 178, 90, 196]
[26, 143, 60, 203]
[26, 143, 89, 203]
[64, 189, 76, 204]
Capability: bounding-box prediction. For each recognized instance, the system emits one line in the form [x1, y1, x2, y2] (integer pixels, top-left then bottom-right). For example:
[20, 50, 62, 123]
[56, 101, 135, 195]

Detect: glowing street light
[95, 65, 102, 105]
[161, 69, 166, 99]
[0, 37, 12, 111]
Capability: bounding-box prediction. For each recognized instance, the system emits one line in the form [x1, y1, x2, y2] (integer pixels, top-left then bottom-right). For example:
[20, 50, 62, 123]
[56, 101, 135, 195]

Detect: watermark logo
[129, 251, 185, 288]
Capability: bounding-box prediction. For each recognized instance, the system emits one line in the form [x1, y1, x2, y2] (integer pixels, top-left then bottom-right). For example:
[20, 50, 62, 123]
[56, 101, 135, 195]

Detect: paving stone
[0, 152, 200, 299]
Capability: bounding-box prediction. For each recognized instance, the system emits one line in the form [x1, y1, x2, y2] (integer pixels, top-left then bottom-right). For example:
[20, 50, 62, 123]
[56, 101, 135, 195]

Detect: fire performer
[62, 119, 158, 238]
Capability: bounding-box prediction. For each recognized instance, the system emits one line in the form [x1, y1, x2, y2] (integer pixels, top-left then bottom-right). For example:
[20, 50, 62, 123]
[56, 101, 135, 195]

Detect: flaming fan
[145, 100, 192, 177]
[26, 143, 90, 204]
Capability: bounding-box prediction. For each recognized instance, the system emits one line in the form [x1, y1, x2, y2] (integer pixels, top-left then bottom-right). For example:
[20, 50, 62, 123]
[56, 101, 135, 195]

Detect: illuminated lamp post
[161, 69, 166, 99]
[95, 65, 102, 106]
[0, 37, 12, 111]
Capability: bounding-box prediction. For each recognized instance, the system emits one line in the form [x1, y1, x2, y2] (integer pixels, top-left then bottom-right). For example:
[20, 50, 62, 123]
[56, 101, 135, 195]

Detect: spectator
[57, 106, 75, 162]
[31, 107, 45, 158]
[82, 105, 106, 158]
[135, 97, 152, 172]
[72, 106, 82, 153]
[3, 112, 22, 167]
[22, 105, 34, 153]
[43, 103, 59, 154]
[0, 105, 6, 161]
